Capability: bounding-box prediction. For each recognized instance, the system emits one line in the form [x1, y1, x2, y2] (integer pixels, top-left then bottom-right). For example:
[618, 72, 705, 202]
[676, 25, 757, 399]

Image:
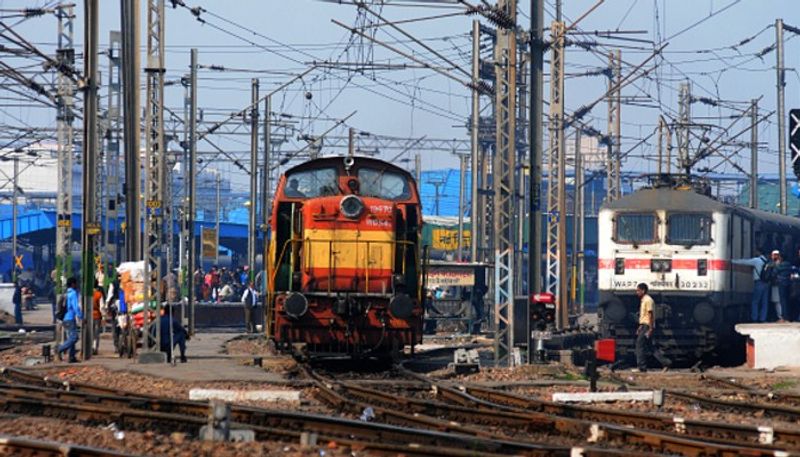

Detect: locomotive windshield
[615, 213, 656, 244]
[284, 167, 340, 198]
[667, 212, 712, 246]
[358, 167, 411, 200]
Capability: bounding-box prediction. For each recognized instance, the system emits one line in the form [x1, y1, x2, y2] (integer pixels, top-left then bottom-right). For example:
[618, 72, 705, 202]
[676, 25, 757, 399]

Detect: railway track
[0, 367, 584, 457]
[0, 434, 132, 456]
[302, 361, 798, 456]
[608, 371, 800, 425]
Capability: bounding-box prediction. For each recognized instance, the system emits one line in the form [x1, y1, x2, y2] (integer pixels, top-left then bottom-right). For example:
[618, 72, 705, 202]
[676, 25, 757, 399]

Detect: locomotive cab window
[358, 167, 411, 200]
[667, 213, 712, 246]
[284, 167, 340, 198]
[615, 213, 657, 244]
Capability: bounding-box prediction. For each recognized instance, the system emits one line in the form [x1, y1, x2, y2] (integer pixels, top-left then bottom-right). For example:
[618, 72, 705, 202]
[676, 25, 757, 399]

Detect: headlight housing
[340, 195, 365, 219]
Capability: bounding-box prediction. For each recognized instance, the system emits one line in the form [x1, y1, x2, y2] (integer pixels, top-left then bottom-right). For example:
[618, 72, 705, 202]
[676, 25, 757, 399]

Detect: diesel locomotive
[598, 178, 800, 363]
[267, 156, 423, 356]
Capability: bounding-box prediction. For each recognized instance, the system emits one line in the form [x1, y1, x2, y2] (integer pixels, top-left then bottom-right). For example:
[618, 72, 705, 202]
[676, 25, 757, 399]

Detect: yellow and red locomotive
[267, 156, 423, 356]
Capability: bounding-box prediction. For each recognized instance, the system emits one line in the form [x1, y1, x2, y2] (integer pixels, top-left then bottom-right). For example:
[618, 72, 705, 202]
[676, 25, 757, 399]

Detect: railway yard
[0, 308, 797, 456]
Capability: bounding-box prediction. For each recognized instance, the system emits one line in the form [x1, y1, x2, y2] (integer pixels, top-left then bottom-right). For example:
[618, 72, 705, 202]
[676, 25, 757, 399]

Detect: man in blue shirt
[732, 249, 770, 322]
[57, 277, 83, 363]
[158, 304, 187, 363]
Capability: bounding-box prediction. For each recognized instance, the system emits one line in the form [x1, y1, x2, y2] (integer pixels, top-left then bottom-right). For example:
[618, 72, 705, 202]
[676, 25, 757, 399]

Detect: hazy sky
[1, 0, 798, 192]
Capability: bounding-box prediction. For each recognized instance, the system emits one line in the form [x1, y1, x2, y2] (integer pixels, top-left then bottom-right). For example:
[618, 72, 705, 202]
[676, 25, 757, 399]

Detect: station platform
[18, 303, 290, 384]
[736, 323, 800, 370]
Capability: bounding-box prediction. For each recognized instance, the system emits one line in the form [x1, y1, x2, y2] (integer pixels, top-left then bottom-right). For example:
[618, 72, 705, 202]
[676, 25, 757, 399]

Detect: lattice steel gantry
[492, 0, 517, 366]
[606, 50, 621, 202]
[141, 0, 166, 360]
[545, 20, 567, 329]
[104, 31, 123, 265]
[55, 4, 75, 295]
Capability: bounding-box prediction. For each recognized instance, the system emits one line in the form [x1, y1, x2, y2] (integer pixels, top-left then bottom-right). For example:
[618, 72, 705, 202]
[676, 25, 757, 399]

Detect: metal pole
[457, 153, 466, 261]
[215, 173, 221, 266]
[348, 127, 355, 156]
[750, 99, 758, 209]
[12, 158, 18, 283]
[576, 139, 585, 315]
[570, 131, 581, 315]
[122, 0, 140, 261]
[678, 82, 691, 176]
[657, 116, 665, 175]
[187, 48, 197, 335]
[262, 95, 271, 337]
[248, 79, 259, 277]
[55, 4, 75, 295]
[529, 0, 544, 295]
[493, 0, 517, 365]
[415, 153, 421, 184]
[106, 31, 122, 265]
[81, 0, 100, 360]
[470, 19, 480, 263]
[777, 19, 787, 215]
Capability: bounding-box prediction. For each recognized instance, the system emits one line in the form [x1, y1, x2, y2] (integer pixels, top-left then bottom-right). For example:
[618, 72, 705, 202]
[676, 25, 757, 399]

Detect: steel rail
[0, 434, 133, 457]
[0, 368, 546, 457]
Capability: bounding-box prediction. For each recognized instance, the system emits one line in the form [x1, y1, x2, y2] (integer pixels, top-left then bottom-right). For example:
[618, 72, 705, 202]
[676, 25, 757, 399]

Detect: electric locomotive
[267, 156, 423, 356]
[598, 178, 800, 363]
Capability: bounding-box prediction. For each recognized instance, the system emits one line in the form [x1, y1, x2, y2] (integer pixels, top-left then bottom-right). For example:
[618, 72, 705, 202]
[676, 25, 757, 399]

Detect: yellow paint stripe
[304, 228, 394, 270]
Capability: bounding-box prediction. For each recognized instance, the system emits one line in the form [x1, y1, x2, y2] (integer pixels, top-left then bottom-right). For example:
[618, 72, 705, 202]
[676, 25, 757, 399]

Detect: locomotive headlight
[603, 300, 627, 323]
[389, 293, 414, 319]
[340, 195, 365, 219]
[284, 292, 308, 319]
[614, 258, 625, 275]
[697, 259, 707, 276]
[693, 302, 714, 324]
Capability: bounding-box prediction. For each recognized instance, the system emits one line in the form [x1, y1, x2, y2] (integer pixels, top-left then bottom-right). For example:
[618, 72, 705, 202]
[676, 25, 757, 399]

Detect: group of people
[47, 273, 189, 364]
[193, 265, 259, 303]
[734, 248, 800, 323]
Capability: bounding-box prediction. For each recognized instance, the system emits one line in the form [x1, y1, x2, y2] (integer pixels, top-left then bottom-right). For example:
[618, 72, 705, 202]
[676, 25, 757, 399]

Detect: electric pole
[657, 115, 670, 175]
[493, 0, 517, 365]
[545, 18, 566, 329]
[606, 50, 621, 201]
[470, 19, 480, 263]
[529, 0, 544, 294]
[215, 172, 221, 267]
[141, 0, 166, 362]
[571, 131, 581, 316]
[121, 0, 141, 262]
[12, 158, 18, 283]
[186, 48, 197, 335]
[751, 99, 759, 209]
[457, 152, 467, 261]
[81, 0, 100, 361]
[262, 95, 271, 336]
[776, 18, 787, 215]
[677, 81, 691, 175]
[106, 31, 122, 265]
[55, 4, 75, 296]
[249, 78, 259, 278]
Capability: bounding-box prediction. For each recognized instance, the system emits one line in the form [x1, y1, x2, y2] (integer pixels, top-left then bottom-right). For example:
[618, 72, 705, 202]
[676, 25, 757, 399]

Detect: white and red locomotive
[597, 181, 800, 363]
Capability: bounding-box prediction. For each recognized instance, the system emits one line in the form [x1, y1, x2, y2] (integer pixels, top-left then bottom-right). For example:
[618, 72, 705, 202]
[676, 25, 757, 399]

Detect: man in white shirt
[731, 249, 770, 322]
[241, 281, 259, 333]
